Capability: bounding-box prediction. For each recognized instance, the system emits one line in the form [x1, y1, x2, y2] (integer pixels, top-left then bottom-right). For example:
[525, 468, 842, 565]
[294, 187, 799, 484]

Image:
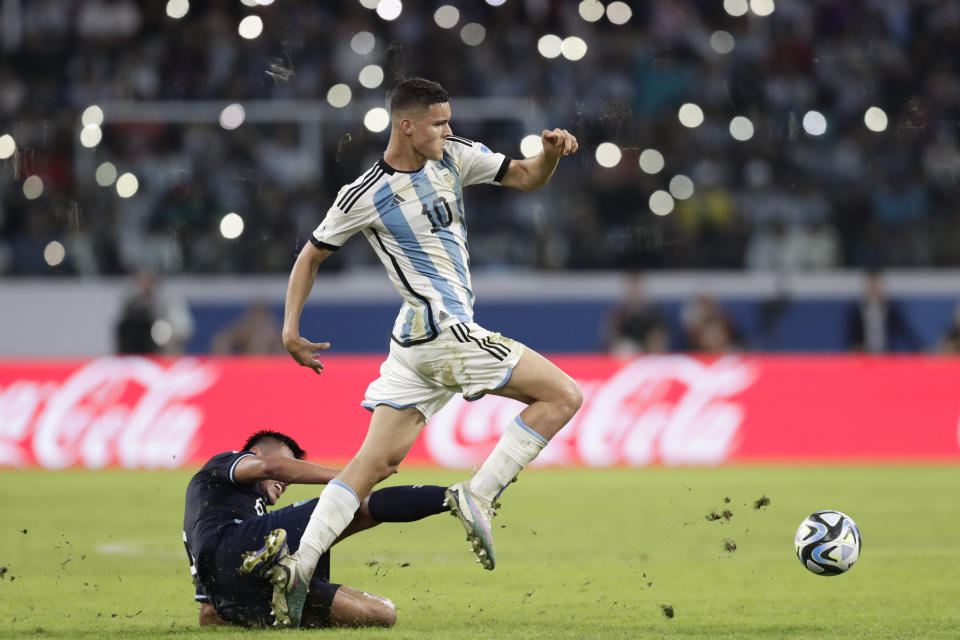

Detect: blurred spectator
[211, 302, 284, 355]
[604, 273, 669, 355]
[937, 302, 960, 354]
[114, 271, 194, 354]
[845, 270, 922, 353]
[681, 295, 742, 352]
[0, 2, 959, 274]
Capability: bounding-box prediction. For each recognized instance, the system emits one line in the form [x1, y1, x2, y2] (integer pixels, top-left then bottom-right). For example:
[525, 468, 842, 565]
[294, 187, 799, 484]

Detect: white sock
[297, 480, 360, 575]
[469, 417, 548, 504]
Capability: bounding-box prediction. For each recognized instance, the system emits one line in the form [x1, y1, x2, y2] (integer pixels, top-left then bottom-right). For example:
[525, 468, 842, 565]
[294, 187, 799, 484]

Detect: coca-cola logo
[425, 355, 756, 468]
[0, 357, 216, 469]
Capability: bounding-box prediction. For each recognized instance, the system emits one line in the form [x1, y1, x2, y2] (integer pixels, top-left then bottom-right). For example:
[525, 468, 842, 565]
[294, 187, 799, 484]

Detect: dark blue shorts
[199, 498, 341, 627]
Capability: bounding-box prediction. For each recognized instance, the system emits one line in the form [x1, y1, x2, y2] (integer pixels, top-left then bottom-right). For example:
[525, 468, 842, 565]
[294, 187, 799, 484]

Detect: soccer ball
[794, 510, 861, 576]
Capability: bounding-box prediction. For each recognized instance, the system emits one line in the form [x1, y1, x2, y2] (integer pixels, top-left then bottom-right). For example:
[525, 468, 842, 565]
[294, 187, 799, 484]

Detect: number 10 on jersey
[422, 197, 454, 233]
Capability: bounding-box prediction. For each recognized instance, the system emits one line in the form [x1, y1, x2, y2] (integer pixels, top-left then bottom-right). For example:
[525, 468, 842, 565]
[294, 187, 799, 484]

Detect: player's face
[410, 102, 452, 162]
[253, 442, 294, 505]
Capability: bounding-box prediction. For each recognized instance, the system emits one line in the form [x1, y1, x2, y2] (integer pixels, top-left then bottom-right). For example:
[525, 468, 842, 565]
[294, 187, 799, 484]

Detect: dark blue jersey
[182, 451, 267, 592]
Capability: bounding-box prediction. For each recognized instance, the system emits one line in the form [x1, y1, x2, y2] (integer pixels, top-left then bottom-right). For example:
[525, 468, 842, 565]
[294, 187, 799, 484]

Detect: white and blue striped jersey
[311, 136, 511, 346]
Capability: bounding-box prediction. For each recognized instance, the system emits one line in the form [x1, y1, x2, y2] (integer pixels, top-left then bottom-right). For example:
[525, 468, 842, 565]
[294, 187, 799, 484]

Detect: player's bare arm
[500, 128, 579, 191]
[282, 243, 334, 374]
[233, 454, 340, 485]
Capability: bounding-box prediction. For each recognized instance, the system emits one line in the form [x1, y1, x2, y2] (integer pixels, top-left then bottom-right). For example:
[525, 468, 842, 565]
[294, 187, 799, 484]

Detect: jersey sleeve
[311, 186, 381, 250]
[203, 451, 254, 486]
[446, 137, 512, 187]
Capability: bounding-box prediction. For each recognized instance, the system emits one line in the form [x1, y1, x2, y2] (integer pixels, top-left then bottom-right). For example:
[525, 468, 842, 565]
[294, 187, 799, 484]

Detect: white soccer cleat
[445, 481, 497, 570]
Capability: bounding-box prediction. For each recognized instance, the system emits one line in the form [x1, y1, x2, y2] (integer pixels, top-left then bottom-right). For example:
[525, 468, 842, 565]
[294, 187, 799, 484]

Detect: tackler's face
[407, 102, 453, 162]
[260, 476, 288, 506]
[251, 442, 294, 505]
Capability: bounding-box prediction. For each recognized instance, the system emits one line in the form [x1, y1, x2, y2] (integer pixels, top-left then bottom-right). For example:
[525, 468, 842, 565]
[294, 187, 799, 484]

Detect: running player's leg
[447, 345, 581, 568]
[281, 405, 425, 626]
[472, 346, 582, 502]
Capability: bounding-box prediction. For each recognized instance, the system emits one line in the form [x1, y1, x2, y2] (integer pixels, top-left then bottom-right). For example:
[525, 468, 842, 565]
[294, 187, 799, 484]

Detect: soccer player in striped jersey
[271, 77, 580, 627]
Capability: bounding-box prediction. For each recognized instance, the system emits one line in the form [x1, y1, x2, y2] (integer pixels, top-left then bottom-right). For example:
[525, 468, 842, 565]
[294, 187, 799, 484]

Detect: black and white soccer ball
[794, 510, 861, 576]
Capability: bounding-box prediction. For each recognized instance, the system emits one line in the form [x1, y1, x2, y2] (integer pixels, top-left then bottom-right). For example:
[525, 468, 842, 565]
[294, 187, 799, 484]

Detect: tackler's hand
[541, 128, 579, 160]
[283, 334, 331, 375]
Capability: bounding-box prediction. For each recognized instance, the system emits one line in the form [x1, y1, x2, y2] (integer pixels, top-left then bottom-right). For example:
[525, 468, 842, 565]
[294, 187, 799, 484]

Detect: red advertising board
[1, 355, 958, 469]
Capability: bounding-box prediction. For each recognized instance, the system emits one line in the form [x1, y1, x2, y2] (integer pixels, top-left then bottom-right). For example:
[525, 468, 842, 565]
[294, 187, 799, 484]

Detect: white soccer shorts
[361, 322, 525, 421]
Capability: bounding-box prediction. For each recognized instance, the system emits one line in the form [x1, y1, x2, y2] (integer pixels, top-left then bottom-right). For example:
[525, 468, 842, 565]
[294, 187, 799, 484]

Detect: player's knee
[367, 596, 397, 627]
[379, 598, 398, 627]
[377, 462, 400, 483]
[558, 379, 583, 421]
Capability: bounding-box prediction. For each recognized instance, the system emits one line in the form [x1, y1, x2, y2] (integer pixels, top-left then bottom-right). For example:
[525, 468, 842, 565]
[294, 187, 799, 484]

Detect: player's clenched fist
[541, 128, 579, 158]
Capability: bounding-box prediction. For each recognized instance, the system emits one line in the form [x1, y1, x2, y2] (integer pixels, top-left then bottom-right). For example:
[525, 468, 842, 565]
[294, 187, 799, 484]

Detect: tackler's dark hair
[389, 77, 449, 114]
[242, 430, 306, 459]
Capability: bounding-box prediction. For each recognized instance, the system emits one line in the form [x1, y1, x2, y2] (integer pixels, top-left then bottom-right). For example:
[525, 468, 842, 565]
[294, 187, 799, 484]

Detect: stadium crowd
[1, 0, 959, 276]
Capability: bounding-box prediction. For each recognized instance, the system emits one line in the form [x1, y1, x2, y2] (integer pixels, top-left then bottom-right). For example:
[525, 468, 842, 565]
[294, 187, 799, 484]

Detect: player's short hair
[389, 77, 450, 115]
[242, 430, 306, 459]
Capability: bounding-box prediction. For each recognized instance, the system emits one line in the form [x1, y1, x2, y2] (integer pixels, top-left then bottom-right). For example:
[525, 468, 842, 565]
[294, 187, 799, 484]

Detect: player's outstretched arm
[500, 128, 579, 192]
[233, 454, 341, 485]
[282, 242, 334, 374]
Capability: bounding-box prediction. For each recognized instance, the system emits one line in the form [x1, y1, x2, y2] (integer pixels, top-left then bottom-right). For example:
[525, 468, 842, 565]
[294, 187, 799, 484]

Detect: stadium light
[240, 0, 259, 6]
[364, 107, 390, 133]
[595, 142, 622, 168]
[23, 175, 44, 200]
[678, 103, 704, 128]
[802, 110, 827, 136]
[578, 0, 604, 23]
[220, 213, 245, 239]
[82, 105, 104, 127]
[649, 190, 675, 216]
[460, 23, 486, 47]
[358, 0, 379, 9]
[710, 31, 735, 55]
[0, 134, 15, 159]
[376, 0, 402, 21]
[359, 65, 384, 89]
[864, 106, 888, 132]
[350, 31, 376, 55]
[166, 0, 189, 19]
[520, 134, 543, 158]
[116, 173, 139, 198]
[238, 16, 263, 39]
[485, 0, 507, 6]
[729, 116, 755, 141]
[79, 124, 102, 148]
[639, 148, 665, 174]
[95, 162, 118, 187]
[750, 0, 775, 16]
[434, 5, 460, 29]
[561, 37, 588, 61]
[326, 84, 352, 108]
[669, 175, 695, 200]
[723, 0, 748, 16]
[537, 35, 563, 59]
[43, 241, 66, 267]
[606, 1, 632, 24]
[219, 104, 246, 130]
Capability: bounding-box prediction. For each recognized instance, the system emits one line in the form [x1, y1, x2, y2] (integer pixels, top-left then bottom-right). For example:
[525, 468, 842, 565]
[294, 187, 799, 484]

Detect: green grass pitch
[2, 465, 958, 639]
